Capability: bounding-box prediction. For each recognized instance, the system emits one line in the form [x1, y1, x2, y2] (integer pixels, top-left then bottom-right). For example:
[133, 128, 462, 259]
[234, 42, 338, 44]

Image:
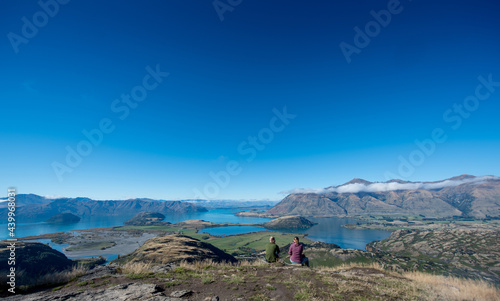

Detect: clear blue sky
[1, 0, 499, 200]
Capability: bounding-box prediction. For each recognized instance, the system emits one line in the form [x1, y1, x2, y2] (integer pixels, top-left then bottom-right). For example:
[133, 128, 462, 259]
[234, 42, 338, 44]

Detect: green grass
[201, 276, 215, 284]
[126, 272, 155, 279]
[188, 231, 312, 256]
[294, 293, 309, 300]
[115, 225, 314, 257]
[167, 267, 199, 280]
[76, 280, 93, 286]
[164, 280, 182, 287]
[249, 294, 271, 301]
[224, 275, 245, 285]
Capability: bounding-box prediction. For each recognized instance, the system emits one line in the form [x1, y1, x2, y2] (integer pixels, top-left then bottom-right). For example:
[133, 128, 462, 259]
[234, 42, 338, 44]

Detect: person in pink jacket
[288, 236, 309, 266]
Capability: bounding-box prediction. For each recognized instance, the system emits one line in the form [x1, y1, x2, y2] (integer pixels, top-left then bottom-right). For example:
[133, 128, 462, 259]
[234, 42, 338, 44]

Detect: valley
[1, 175, 500, 299]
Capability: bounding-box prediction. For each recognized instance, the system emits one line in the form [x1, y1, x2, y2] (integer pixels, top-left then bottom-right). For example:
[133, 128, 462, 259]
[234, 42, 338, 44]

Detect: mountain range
[268, 175, 500, 218]
[0, 196, 207, 222]
[4, 175, 499, 221]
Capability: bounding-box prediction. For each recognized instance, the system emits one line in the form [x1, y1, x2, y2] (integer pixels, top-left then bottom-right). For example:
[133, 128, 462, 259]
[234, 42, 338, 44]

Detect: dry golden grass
[125, 235, 240, 264]
[406, 271, 500, 301]
[318, 262, 500, 301]
[177, 258, 267, 270]
[120, 261, 154, 275]
[118, 260, 500, 301]
[19, 265, 88, 289]
[316, 261, 385, 272]
[120, 258, 266, 275]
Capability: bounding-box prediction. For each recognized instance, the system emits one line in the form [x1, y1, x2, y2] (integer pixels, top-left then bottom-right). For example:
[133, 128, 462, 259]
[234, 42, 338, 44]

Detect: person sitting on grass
[289, 236, 309, 266]
[265, 236, 280, 263]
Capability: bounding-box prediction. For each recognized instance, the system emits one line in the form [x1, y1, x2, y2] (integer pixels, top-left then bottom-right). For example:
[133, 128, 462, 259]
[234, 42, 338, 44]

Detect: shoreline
[7, 215, 402, 260]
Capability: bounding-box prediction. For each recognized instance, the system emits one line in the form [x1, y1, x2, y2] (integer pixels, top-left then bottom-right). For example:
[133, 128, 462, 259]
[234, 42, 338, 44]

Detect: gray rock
[170, 290, 193, 298]
[78, 265, 119, 281]
[151, 263, 176, 274]
[4, 283, 166, 301]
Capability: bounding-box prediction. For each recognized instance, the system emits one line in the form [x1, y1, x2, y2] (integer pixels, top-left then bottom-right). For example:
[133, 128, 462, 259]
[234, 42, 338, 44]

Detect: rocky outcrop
[5, 283, 183, 301]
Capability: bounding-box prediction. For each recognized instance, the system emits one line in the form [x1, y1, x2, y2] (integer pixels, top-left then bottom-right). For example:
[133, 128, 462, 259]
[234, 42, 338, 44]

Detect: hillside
[0, 241, 74, 288]
[269, 175, 500, 218]
[3, 259, 498, 300]
[2, 226, 500, 300]
[0, 196, 207, 222]
[115, 234, 237, 265]
[368, 227, 500, 283]
[263, 216, 316, 230]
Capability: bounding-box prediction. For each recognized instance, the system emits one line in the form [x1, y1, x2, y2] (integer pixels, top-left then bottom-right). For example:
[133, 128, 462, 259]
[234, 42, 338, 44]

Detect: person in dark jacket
[288, 236, 309, 266]
[265, 236, 280, 262]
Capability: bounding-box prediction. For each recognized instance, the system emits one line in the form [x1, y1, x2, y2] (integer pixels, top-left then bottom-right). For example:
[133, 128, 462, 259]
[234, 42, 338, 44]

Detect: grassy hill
[3, 260, 498, 300]
[115, 234, 237, 265]
[6, 217, 500, 300]
[368, 227, 500, 283]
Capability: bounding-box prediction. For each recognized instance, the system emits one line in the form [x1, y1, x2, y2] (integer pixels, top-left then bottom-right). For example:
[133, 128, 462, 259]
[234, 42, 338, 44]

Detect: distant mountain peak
[340, 178, 372, 186]
[386, 179, 411, 184]
[446, 174, 476, 181]
[324, 178, 373, 190]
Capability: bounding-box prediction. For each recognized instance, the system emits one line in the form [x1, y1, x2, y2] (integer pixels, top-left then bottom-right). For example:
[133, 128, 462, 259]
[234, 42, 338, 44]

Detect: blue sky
[1, 0, 499, 200]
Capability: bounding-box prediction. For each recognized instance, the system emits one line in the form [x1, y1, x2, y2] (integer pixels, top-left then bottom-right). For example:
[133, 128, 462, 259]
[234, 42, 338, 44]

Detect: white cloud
[282, 175, 499, 195]
[44, 195, 65, 199]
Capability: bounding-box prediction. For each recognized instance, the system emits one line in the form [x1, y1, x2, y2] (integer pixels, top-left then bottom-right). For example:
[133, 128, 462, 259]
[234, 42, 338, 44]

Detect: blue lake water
[283, 217, 391, 250]
[0, 209, 391, 250]
[0, 209, 272, 240]
[0, 215, 136, 240]
[199, 226, 267, 237]
[198, 216, 391, 250]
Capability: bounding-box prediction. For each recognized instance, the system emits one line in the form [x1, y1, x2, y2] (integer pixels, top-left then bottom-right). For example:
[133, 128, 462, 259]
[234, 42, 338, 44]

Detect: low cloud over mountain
[271, 175, 500, 218]
[282, 175, 499, 195]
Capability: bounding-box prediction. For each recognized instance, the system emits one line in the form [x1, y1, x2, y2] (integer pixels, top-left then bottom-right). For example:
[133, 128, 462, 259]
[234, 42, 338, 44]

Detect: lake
[0, 209, 391, 251]
[0, 209, 272, 240]
[199, 217, 391, 250]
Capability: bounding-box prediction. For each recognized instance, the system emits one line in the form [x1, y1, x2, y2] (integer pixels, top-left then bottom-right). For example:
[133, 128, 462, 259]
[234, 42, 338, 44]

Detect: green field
[115, 225, 311, 256]
[192, 231, 311, 255]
